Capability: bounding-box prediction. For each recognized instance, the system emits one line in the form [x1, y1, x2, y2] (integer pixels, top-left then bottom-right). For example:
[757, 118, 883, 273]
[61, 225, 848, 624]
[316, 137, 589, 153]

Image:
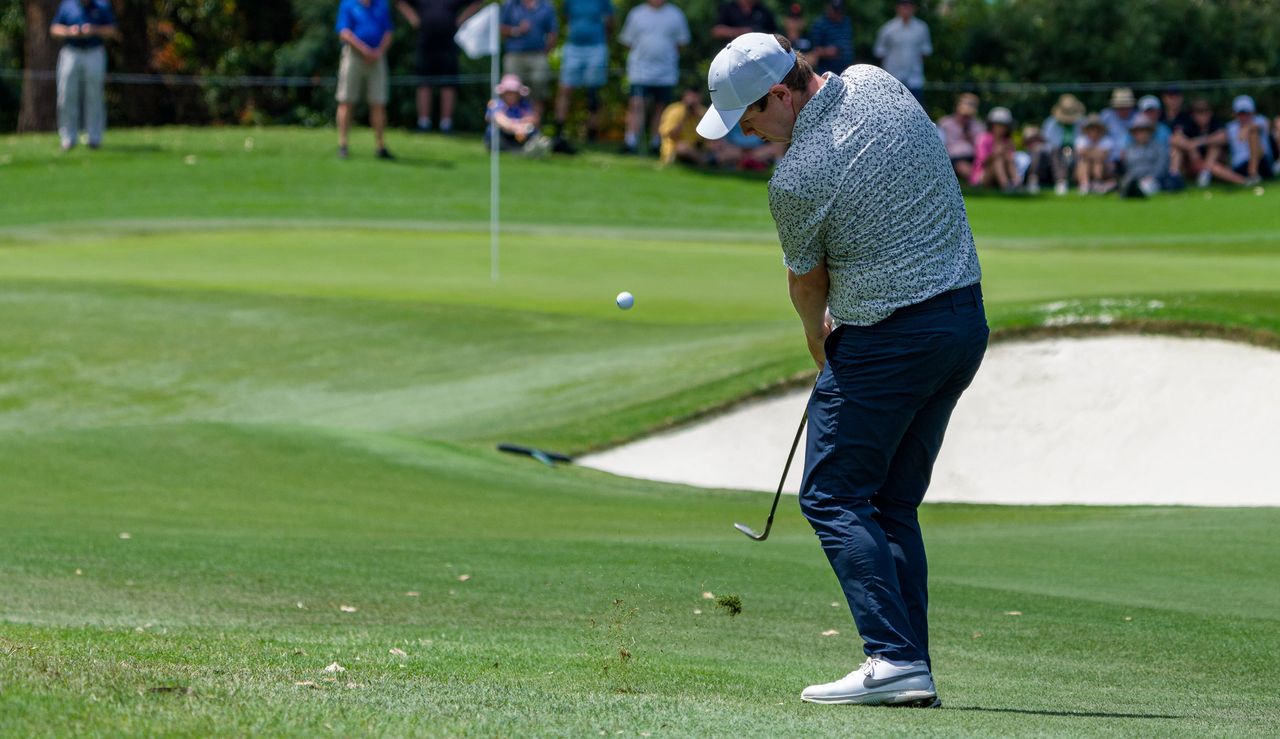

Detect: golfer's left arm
[788, 260, 831, 369]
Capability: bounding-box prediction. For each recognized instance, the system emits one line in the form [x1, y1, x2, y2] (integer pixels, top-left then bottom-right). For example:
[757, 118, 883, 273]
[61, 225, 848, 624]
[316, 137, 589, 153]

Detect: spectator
[873, 0, 932, 106]
[1075, 113, 1116, 194]
[1100, 87, 1136, 164]
[1137, 95, 1172, 143]
[658, 85, 709, 166]
[500, 0, 558, 118]
[1042, 93, 1085, 195]
[485, 73, 552, 155]
[1136, 94, 1182, 189]
[782, 3, 810, 54]
[1177, 98, 1226, 187]
[1161, 86, 1193, 135]
[397, 0, 481, 133]
[936, 92, 984, 182]
[715, 122, 787, 171]
[806, 0, 854, 76]
[619, 0, 691, 155]
[1224, 95, 1274, 185]
[970, 106, 1017, 191]
[49, 0, 119, 151]
[552, 0, 614, 152]
[335, 0, 395, 160]
[1018, 125, 1051, 195]
[1120, 118, 1168, 198]
[712, 0, 778, 41]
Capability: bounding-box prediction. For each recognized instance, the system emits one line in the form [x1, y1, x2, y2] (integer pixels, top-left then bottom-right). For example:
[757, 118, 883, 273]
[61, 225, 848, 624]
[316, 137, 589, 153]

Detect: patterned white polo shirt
[769, 64, 981, 326]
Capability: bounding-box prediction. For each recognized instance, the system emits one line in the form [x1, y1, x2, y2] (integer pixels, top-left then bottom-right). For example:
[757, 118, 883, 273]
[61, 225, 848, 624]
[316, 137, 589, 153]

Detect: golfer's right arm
[788, 260, 831, 369]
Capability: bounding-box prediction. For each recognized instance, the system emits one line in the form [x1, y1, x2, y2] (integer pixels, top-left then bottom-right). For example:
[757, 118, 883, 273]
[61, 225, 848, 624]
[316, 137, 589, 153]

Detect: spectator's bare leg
[1074, 156, 1090, 193]
[953, 160, 972, 181]
[647, 106, 663, 151]
[625, 95, 644, 150]
[337, 103, 353, 149]
[440, 88, 456, 129]
[1245, 123, 1262, 178]
[1208, 142, 1245, 184]
[417, 86, 432, 126]
[371, 104, 387, 149]
[554, 84, 572, 133]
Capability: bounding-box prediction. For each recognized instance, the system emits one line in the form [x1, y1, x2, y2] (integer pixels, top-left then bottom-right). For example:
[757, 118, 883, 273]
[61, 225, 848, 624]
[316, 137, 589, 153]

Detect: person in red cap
[698, 32, 986, 708]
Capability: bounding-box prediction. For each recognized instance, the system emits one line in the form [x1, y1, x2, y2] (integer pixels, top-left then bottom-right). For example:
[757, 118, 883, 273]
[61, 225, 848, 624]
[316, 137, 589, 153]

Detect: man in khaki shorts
[336, 0, 395, 160]
[499, 0, 558, 118]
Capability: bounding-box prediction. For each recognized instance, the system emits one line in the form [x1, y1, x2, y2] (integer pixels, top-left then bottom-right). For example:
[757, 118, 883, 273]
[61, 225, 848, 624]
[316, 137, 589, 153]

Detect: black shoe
[552, 137, 578, 155]
[619, 144, 639, 156]
[337, 145, 349, 160]
[377, 147, 395, 161]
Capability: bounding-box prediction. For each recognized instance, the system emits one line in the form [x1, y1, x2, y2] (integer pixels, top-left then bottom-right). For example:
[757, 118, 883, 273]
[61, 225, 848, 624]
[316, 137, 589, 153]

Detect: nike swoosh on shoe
[862, 670, 931, 689]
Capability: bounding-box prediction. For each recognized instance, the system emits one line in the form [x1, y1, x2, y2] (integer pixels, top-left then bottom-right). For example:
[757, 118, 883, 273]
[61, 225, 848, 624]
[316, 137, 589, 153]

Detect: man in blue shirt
[806, 0, 853, 76]
[500, 0, 558, 118]
[335, 0, 395, 160]
[50, 0, 119, 151]
[552, 0, 614, 152]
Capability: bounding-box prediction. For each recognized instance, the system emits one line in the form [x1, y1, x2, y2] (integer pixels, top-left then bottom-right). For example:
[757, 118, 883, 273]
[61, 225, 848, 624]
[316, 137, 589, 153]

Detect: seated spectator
[1074, 113, 1116, 194]
[936, 93, 984, 182]
[1018, 125, 1051, 194]
[712, 0, 777, 41]
[1042, 93, 1085, 195]
[970, 106, 1017, 192]
[783, 3, 811, 55]
[658, 85, 709, 166]
[1178, 98, 1230, 187]
[484, 74, 551, 156]
[1120, 118, 1169, 198]
[1100, 87, 1136, 165]
[806, 0, 853, 76]
[1161, 86, 1192, 136]
[1136, 95, 1182, 189]
[1225, 95, 1274, 185]
[713, 122, 787, 171]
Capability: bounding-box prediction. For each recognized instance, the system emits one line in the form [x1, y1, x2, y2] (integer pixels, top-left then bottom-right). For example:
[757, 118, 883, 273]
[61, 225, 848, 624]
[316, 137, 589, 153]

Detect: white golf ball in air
[616, 291, 635, 310]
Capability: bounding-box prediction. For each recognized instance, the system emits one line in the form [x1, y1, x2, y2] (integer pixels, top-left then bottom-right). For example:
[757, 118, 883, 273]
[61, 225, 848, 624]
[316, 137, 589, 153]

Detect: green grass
[1, 127, 1278, 736]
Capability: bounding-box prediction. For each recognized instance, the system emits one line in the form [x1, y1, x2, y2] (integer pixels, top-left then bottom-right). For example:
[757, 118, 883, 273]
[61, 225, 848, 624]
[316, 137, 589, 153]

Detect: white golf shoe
[801, 655, 939, 706]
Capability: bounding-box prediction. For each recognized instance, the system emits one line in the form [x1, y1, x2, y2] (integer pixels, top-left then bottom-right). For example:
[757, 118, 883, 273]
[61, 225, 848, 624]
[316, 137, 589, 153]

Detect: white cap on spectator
[1232, 95, 1256, 114]
[1138, 95, 1161, 112]
[698, 33, 797, 140]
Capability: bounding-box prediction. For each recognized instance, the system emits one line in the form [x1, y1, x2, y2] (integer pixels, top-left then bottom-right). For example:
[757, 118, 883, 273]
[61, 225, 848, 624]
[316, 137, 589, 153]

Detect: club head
[734, 522, 768, 541]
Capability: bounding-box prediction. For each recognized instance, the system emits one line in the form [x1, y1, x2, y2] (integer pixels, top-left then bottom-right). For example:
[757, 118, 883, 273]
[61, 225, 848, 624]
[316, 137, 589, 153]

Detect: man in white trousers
[50, 0, 120, 151]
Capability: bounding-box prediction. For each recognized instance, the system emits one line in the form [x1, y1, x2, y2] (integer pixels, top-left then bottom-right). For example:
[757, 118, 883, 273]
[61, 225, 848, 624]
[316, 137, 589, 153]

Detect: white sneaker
[1196, 169, 1212, 188]
[1054, 181, 1068, 196]
[801, 655, 939, 706]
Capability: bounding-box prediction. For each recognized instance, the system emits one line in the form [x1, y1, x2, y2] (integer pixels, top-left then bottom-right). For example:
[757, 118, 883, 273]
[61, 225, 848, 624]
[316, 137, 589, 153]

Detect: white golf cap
[697, 33, 797, 140]
[1232, 95, 1256, 114]
[1137, 94, 1161, 112]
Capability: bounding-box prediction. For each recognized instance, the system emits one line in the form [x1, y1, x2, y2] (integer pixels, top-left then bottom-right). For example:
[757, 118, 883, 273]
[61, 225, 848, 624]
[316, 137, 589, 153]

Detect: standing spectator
[618, 0, 691, 154]
[657, 85, 709, 166]
[397, 0, 481, 133]
[335, 0, 395, 160]
[873, 0, 931, 106]
[1224, 95, 1274, 185]
[1042, 93, 1085, 195]
[1178, 98, 1229, 187]
[553, 0, 615, 151]
[1119, 118, 1168, 198]
[935, 92, 984, 182]
[970, 106, 1017, 192]
[712, 0, 778, 41]
[1074, 113, 1116, 194]
[782, 3, 810, 54]
[500, 0, 558, 119]
[806, 0, 854, 76]
[50, 0, 119, 151]
[1100, 87, 1136, 165]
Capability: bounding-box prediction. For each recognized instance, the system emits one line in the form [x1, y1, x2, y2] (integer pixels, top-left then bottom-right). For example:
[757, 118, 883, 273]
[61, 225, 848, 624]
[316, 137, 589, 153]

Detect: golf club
[734, 404, 808, 542]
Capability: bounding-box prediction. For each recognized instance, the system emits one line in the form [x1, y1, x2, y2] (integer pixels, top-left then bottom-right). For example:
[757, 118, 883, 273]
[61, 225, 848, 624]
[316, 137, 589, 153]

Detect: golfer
[698, 33, 986, 707]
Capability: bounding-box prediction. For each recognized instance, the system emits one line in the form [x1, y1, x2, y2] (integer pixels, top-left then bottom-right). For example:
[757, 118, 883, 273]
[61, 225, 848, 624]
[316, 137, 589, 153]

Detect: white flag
[455, 3, 500, 59]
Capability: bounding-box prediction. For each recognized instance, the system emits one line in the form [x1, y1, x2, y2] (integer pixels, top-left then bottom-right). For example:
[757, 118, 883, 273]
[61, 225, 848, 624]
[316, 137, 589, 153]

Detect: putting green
[0, 128, 1278, 736]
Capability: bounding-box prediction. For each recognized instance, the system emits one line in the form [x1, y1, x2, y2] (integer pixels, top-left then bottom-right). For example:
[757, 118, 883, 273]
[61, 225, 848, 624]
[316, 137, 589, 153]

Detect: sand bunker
[580, 336, 1280, 506]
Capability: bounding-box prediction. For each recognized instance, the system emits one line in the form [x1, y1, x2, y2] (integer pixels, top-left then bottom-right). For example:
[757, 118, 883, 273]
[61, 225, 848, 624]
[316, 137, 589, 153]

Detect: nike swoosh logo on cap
[863, 670, 930, 689]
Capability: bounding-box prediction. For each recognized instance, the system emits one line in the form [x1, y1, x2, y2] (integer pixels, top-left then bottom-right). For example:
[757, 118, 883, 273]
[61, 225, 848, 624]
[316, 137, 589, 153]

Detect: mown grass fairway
[1, 128, 1278, 736]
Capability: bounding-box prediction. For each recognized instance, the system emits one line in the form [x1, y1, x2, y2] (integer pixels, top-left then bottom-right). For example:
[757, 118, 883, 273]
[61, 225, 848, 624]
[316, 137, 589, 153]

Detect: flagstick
[489, 4, 500, 283]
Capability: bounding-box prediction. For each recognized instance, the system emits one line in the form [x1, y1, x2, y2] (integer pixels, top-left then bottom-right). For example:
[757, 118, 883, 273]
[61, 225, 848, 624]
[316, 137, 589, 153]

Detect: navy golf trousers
[799, 283, 988, 667]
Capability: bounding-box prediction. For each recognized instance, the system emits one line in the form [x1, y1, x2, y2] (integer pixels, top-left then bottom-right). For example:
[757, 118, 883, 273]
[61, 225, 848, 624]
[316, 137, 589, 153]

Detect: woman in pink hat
[485, 73, 551, 155]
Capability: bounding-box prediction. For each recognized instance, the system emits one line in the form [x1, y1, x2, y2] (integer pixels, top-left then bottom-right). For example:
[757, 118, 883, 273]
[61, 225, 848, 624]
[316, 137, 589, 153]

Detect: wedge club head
[734, 521, 768, 541]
